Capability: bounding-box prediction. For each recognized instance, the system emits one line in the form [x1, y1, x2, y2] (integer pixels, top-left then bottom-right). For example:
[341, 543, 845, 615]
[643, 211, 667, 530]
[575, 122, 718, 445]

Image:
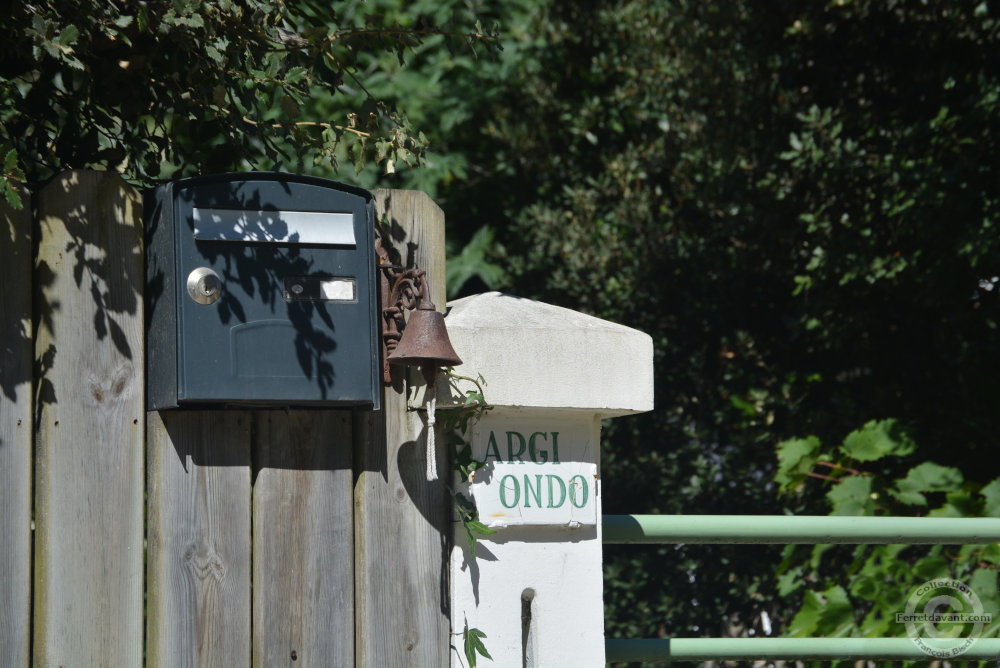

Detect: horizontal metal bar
[603, 514, 1000, 544]
[605, 638, 1000, 662]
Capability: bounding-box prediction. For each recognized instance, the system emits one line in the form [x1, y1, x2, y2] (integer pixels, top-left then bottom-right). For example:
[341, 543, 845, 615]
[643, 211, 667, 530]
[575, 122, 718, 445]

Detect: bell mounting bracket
[376, 238, 432, 384]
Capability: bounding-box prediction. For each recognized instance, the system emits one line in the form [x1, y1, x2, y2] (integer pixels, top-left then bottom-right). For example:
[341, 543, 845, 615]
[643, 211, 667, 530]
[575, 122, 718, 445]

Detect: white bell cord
[426, 382, 438, 481]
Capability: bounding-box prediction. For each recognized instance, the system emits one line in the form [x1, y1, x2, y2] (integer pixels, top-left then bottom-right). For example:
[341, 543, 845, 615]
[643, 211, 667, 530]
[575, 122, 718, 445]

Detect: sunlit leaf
[826, 475, 874, 515]
[839, 419, 915, 462]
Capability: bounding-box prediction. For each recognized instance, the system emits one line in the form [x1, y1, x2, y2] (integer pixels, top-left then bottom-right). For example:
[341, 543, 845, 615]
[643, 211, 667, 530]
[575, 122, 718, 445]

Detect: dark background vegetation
[5, 1, 1000, 664]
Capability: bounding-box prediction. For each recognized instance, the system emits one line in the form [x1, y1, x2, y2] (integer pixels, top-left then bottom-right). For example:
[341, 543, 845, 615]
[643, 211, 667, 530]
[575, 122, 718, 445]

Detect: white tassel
[426, 384, 438, 481]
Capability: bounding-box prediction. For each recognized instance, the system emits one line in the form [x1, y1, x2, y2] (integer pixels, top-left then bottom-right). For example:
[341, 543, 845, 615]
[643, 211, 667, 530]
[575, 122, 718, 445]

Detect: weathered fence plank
[6, 172, 459, 667]
[1, 185, 32, 668]
[355, 190, 451, 666]
[253, 410, 354, 667]
[146, 410, 252, 667]
[33, 170, 144, 667]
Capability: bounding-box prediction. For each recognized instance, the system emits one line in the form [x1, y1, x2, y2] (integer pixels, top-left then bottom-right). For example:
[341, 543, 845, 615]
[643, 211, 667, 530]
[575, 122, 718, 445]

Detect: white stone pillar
[439, 292, 653, 667]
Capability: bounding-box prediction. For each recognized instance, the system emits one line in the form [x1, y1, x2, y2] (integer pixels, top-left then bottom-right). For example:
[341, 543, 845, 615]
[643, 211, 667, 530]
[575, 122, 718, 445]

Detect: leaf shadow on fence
[30, 170, 144, 430]
[1, 186, 32, 416]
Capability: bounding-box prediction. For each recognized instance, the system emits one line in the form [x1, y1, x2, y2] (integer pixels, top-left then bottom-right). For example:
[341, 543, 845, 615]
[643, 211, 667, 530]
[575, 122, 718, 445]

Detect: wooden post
[33, 170, 145, 666]
[253, 410, 354, 667]
[354, 190, 451, 666]
[146, 410, 252, 667]
[1, 183, 32, 668]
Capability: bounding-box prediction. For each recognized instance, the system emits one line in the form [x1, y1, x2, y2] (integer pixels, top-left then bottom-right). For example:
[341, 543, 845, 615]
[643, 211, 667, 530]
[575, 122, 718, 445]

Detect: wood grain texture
[33, 170, 144, 667]
[0, 183, 32, 668]
[355, 190, 451, 667]
[253, 410, 354, 668]
[147, 410, 252, 668]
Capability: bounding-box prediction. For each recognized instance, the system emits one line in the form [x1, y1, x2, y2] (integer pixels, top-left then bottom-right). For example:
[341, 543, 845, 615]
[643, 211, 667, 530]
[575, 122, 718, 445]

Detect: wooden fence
[0, 170, 451, 667]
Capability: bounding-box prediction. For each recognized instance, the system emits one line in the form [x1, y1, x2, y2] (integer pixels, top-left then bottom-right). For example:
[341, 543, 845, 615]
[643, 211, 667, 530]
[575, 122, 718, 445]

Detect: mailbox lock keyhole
[187, 267, 222, 305]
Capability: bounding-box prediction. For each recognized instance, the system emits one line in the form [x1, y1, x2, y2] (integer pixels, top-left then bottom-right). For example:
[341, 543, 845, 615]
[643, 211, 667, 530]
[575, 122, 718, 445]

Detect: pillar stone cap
[437, 292, 653, 417]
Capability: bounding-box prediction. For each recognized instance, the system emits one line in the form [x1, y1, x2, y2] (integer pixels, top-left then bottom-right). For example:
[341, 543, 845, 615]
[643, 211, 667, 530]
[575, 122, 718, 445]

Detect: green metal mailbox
[145, 172, 380, 410]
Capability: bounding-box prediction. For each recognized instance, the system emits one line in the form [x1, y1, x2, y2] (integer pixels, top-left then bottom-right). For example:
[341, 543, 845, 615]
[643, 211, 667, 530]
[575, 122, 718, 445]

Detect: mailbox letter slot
[193, 208, 357, 246]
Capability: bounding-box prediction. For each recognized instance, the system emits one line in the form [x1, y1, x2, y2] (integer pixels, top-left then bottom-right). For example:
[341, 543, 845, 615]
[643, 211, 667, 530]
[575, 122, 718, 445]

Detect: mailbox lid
[166, 172, 379, 408]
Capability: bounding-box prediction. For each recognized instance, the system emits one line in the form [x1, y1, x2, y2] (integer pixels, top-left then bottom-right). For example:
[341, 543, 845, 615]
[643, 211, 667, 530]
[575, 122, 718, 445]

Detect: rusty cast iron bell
[387, 298, 462, 385]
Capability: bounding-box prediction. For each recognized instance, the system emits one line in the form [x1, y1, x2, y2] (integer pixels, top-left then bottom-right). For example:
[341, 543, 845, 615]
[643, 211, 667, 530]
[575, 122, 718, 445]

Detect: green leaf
[463, 618, 492, 668]
[859, 606, 892, 637]
[970, 567, 1000, 613]
[928, 490, 982, 517]
[284, 66, 308, 85]
[787, 589, 822, 637]
[912, 555, 949, 580]
[446, 225, 507, 295]
[463, 619, 475, 667]
[814, 585, 855, 637]
[977, 543, 1000, 565]
[839, 419, 915, 462]
[468, 520, 497, 537]
[204, 44, 225, 65]
[889, 462, 964, 507]
[280, 95, 301, 120]
[849, 575, 879, 600]
[4, 148, 19, 173]
[826, 475, 874, 515]
[730, 394, 756, 416]
[809, 543, 833, 569]
[182, 14, 205, 29]
[1, 178, 23, 209]
[351, 139, 367, 174]
[57, 24, 80, 47]
[777, 565, 804, 596]
[774, 435, 821, 491]
[980, 478, 1000, 516]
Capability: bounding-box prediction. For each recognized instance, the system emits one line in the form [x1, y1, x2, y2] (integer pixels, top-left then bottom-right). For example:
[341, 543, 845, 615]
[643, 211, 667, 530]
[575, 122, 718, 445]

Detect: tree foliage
[393, 0, 1000, 659]
[0, 0, 499, 203]
[775, 422, 1000, 652]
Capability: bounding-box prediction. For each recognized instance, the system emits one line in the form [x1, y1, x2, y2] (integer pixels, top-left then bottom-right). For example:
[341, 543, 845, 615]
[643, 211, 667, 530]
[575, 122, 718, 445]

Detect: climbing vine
[439, 368, 495, 557]
[439, 368, 495, 666]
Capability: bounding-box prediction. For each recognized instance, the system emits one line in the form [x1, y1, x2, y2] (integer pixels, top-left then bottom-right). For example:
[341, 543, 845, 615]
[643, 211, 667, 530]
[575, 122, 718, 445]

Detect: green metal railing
[603, 514, 1000, 663]
[606, 638, 1000, 662]
[604, 514, 1000, 544]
